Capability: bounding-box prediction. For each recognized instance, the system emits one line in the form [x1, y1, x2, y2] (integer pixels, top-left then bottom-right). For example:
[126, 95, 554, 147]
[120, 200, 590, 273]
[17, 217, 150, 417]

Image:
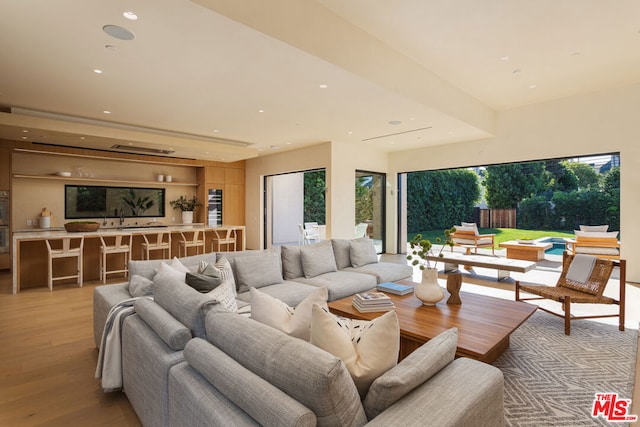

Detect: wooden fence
[475, 208, 517, 228]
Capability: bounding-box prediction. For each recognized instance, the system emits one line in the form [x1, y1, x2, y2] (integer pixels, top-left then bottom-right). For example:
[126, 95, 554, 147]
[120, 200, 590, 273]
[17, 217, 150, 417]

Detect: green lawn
[408, 228, 575, 248]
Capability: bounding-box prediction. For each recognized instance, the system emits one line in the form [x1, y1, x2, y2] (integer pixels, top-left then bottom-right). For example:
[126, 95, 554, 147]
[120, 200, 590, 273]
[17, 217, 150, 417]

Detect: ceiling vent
[110, 144, 175, 155]
[362, 126, 433, 142]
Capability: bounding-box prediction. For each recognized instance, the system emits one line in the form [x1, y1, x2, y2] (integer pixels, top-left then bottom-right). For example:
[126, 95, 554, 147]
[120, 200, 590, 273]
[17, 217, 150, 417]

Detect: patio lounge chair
[515, 252, 626, 335]
[565, 226, 620, 260]
[450, 222, 495, 255]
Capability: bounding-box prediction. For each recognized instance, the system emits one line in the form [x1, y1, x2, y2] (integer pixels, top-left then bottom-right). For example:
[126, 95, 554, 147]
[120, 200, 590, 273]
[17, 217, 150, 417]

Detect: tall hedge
[407, 169, 479, 232]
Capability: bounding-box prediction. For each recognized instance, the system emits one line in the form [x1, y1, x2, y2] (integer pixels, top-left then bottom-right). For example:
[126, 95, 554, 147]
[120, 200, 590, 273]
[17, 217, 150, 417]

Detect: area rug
[494, 311, 637, 427]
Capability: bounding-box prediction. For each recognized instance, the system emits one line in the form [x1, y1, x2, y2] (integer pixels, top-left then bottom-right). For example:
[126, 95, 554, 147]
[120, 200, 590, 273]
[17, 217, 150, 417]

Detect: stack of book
[376, 281, 414, 296]
[352, 292, 395, 313]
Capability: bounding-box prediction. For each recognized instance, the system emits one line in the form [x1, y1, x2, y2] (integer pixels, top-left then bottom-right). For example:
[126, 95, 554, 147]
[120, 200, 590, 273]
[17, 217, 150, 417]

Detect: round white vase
[181, 211, 194, 224]
[415, 268, 445, 306]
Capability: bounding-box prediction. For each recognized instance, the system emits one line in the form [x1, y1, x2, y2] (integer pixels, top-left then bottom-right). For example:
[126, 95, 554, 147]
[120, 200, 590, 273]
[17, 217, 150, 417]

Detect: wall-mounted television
[65, 185, 165, 219]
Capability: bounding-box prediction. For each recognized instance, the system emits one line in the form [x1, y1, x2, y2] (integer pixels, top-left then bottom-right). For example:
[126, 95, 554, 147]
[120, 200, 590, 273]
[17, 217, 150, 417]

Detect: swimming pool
[539, 237, 567, 255]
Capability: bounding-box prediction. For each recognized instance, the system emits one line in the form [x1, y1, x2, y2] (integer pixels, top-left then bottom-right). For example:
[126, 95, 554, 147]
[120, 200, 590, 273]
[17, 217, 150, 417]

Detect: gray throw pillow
[235, 251, 284, 293]
[281, 245, 304, 280]
[349, 238, 378, 268]
[129, 274, 154, 297]
[363, 327, 458, 419]
[185, 263, 223, 293]
[300, 241, 338, 278]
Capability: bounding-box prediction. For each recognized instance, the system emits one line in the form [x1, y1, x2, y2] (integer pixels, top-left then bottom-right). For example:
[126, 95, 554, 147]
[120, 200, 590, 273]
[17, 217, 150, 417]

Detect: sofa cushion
[217, 248, 280, 292]
[343, 262, 413, 284]
[349, 238, 378, 268]
[134, 298, 192, 351]
[128, 274, 154, 297]
[236, 280, 324, 307]
[310, 305, 400, 398]
[298, 271, 377, 301]
[153, 272, 219, 338]
[250, 286, 328, 341]
[331, 239, 353, 269]
[234, 251, 283, 293]
[205, 312, 367, 426]
[363, 328, 458, 419]
[300, 241, 338, 278]
[281, 245, 304, 280]
[184, 338, 316, 427]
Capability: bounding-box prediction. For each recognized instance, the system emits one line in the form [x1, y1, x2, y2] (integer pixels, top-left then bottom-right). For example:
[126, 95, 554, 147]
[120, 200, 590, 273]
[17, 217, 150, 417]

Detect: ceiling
[1, 0, 639, 162]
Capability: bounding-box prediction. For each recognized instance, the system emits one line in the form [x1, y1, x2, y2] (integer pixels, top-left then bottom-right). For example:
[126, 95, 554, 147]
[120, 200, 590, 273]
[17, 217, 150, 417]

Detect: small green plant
[407, 227, 456, 270]
[122, 189, 156, 216]
[169, 195, 202, 212]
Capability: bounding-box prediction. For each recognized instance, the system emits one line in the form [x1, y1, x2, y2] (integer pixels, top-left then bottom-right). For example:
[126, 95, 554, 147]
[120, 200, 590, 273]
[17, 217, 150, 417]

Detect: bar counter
[12, 224, 245, 293]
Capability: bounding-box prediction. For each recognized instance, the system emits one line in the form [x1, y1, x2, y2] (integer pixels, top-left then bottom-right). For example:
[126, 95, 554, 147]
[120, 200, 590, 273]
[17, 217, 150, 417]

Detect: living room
[1, 1, 640, 425]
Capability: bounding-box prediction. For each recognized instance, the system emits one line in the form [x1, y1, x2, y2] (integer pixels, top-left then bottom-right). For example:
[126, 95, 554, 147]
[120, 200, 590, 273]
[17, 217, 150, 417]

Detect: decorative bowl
[517, 239, 535, 244]
[64, 222, 100, 232]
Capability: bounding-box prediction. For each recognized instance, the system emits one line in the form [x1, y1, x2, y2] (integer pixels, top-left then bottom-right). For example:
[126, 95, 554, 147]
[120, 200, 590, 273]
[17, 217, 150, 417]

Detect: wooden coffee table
[328, 280, 536, 363]
[499, 240, 553, 261]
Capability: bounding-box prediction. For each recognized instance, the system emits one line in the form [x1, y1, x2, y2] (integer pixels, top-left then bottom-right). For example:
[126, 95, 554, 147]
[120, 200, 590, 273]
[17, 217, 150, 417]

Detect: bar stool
[178, 229, 205, 257]
[44, 236, 84, 291]
[99, 233, 131, 283]
[211, 228, 237, 252]
[141, 231, 171, 260]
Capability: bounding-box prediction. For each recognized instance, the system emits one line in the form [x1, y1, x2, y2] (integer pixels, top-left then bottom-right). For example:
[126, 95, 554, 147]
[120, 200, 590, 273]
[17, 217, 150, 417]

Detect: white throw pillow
[310, 304, 399, 398]
[250, 286, 328, 341]
[574, 230, 619, 239]
[206, 279, 238, 313]
[156, 259, 189, 282]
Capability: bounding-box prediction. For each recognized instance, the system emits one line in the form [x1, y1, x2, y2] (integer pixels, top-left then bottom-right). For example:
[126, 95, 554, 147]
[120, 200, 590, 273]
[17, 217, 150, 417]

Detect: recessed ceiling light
[319, 84, 328, 89]
[389, 120, 402, 125]
[258, 109, 265, 113]
[103, 110, 112, 114]
[500, 56, 510, 61]
[213, 129, 220, 133]
[529, 85, 537, 89]
[572, 52, 581, 56]
[22, 129, 28, 133]
[123, 11, 138, 20]
[80, 136, 85, 140]
[271, 145, 279, 150]
[94, 69, 103, 74]
[103, 25, 135, 41]
[105, 44, 117, 51]
[512, 69, 522, 76]
[348, 131, 353, 135]
[21, 136, 27, 140]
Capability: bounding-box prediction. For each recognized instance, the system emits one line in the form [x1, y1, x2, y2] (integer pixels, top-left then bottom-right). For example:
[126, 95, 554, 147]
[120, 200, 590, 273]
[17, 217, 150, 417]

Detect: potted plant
[406, 227, 456, 305]
[169, 195, 202, 224]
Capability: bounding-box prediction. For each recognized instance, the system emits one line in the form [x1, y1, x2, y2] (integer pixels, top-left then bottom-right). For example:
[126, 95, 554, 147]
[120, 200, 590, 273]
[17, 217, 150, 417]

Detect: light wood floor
[0, 271, 140, 426]
[0, 270, 638, 425]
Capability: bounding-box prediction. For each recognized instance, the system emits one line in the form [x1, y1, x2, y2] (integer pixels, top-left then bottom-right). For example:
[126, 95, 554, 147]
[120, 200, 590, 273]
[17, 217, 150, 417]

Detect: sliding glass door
[355, 170, 385, 253]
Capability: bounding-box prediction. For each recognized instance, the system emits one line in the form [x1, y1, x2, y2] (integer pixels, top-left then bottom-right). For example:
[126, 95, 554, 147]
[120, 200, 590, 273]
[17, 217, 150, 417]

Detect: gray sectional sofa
[94, 238, 505, 426]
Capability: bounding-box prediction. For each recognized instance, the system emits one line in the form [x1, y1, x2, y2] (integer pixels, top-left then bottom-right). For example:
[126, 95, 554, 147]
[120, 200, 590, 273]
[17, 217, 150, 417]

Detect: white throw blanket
[95, 297, 150, 392]
[566, 254, 596, 284]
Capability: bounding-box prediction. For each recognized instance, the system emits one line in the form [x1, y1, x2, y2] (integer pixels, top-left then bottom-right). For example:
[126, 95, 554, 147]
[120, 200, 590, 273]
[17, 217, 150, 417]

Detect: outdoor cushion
[574, 230, 619, 239]
[250, 286, 328, 341]
[363, 327, 458, 419]
[580, 225, 609, 232]
[575, 246, 620, 256]
[300, 241, 338, 278]
[349, 238, 378, 268]
[452, 237, 493, 245]
[310, 304, 400, 398]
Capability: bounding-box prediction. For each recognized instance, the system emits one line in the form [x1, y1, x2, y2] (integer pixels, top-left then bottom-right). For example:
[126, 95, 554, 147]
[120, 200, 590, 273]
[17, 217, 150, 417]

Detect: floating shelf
[12, 174, 198, 187]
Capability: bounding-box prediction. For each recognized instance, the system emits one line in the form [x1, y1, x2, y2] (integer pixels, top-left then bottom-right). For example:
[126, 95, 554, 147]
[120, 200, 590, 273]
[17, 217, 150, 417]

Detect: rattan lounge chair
[515, 252, 626, 335]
